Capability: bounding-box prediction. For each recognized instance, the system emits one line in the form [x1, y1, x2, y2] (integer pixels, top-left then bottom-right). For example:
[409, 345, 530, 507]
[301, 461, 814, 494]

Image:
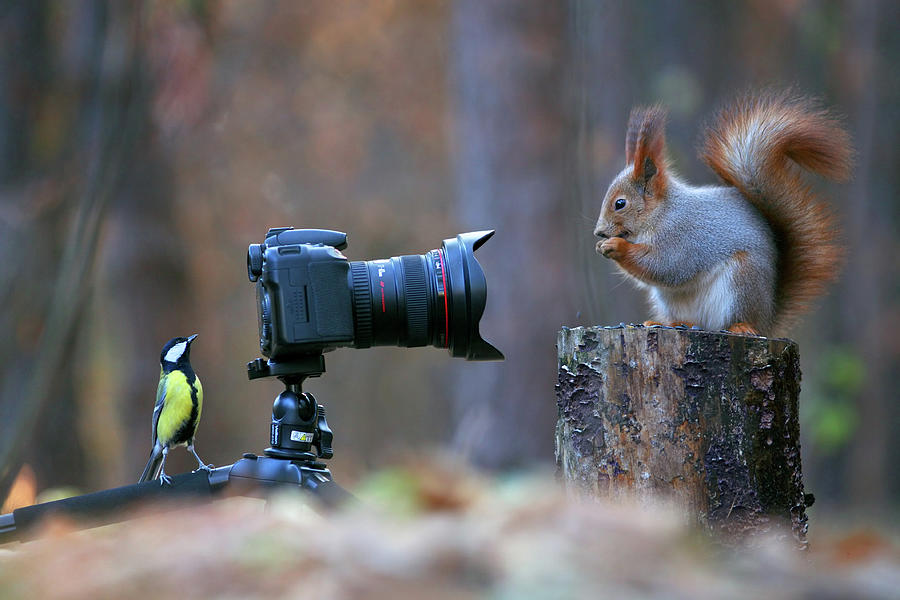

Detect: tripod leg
[158, 446, 172, 486]
[187, 442, 212, 473]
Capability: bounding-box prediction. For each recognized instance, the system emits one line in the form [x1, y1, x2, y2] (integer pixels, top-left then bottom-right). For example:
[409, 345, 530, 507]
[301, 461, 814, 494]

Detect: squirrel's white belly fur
[647, 256, 741, 331]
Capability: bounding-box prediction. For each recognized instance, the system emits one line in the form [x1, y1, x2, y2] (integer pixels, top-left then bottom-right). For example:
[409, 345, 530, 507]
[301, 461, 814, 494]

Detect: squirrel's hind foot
[727, 322, 760, 336]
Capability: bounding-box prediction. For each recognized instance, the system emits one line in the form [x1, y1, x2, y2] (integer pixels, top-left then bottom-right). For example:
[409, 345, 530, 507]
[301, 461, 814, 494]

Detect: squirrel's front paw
[599, 237, 628, 260]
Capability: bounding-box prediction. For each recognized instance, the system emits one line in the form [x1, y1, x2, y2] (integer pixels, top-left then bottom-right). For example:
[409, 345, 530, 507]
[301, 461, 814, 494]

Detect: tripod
[232, 355, 348, 503]
[0, 355, 352, 544]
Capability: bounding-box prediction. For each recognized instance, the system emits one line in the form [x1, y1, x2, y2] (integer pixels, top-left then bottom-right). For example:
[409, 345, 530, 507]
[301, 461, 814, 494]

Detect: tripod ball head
[267, 382, 334, 462]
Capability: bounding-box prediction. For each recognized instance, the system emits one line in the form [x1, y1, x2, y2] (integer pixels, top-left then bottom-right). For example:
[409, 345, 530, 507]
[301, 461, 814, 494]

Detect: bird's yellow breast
[156, 370, 203, 446]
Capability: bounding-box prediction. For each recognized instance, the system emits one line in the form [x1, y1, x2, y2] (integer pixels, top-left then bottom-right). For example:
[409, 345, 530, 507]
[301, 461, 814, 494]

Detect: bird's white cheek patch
[164, 341, 188, 363]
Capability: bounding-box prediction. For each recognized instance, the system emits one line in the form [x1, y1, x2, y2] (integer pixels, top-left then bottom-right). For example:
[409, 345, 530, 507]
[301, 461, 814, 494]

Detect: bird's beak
[187, 334, 198, 343]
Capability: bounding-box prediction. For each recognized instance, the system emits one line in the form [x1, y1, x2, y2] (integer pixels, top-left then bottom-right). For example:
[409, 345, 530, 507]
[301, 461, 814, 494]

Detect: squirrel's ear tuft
[627, 105, 668, 197]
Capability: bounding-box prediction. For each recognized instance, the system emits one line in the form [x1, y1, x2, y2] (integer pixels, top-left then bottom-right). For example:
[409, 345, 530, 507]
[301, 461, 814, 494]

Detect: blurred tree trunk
[450, 0, 571, 468]
[95, 137, 189, 488]
[0, 0, 171, 496]
[0, 0, 91, 496]
[833, 0, 893, 510]
[77, 6, 193, 488]
[564, 0, 629, 327]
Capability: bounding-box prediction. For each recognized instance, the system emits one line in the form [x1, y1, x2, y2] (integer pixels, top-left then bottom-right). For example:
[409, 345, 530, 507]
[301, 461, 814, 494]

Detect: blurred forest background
[0, 0, 896, 518]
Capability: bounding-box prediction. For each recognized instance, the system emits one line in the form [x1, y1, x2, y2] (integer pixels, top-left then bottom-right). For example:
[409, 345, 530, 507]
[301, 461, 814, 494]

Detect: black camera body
[248, 228, 355, 359]
[247, 227, 502, 379]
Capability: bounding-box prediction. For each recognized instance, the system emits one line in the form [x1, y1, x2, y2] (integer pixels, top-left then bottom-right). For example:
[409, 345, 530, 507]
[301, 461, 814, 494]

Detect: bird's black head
[160, 334, 198, 367]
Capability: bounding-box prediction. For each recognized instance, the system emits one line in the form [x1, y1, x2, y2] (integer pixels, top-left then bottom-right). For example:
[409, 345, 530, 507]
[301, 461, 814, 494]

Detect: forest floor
[1, 460, 898, 599]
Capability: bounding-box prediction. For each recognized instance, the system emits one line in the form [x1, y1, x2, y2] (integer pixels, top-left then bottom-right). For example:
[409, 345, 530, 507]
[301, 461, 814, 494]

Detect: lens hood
[441, 231, 504, 360]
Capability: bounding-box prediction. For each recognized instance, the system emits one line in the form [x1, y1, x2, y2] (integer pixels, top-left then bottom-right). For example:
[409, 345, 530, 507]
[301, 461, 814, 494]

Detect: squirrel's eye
[614, 198, 626, 211]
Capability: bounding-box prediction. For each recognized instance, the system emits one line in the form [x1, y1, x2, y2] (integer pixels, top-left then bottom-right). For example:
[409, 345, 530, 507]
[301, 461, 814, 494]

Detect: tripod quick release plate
[247, 356, 326, 380]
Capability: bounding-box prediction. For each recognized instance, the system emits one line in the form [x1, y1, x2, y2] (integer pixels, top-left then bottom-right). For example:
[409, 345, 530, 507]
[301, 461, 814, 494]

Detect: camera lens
[349, 231, 503, 360]
[349, 254, 432, 349]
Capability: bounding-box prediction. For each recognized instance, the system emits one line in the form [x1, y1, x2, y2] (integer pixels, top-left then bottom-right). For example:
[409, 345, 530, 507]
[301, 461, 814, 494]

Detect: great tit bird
[138, 334, 211, 485]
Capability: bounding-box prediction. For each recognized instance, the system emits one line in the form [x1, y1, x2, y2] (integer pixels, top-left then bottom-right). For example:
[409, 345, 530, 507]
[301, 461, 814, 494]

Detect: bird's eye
[614, 198, 626, 211]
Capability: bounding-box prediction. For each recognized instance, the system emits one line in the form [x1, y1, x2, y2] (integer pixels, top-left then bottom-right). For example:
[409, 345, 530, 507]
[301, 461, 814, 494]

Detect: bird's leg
[158, 446, 173, 486]
[188, 442, 213, 473]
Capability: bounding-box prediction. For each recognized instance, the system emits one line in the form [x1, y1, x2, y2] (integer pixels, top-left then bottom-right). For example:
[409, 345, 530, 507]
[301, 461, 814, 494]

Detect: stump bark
[555, 325, 811, 547]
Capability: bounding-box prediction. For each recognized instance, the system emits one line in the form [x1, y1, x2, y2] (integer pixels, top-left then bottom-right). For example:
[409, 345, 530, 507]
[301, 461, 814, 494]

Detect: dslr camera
[247, 227, 502, 377]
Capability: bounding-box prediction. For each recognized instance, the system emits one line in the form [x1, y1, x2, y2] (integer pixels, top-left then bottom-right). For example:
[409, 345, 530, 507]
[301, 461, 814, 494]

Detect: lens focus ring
[350, 261, 373, 348]
[400, 255, 428, 346]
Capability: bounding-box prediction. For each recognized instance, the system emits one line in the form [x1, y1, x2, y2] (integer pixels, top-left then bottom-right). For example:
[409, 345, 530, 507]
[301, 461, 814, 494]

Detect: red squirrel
[594, 92, 851, 336]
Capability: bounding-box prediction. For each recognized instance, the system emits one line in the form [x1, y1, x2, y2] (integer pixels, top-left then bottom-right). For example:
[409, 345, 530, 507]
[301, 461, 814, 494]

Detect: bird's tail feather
[138, 445, 163, 483]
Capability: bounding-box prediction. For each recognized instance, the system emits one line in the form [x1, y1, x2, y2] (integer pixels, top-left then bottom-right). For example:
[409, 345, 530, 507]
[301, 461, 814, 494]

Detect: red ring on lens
[437, 249, 449, 347]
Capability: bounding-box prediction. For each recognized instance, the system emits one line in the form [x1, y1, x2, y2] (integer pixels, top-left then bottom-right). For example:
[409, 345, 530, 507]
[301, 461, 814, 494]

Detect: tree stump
[555, 325, 811, 548]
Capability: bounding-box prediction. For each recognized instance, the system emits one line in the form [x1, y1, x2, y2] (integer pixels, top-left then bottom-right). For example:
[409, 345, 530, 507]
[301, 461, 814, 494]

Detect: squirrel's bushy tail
[700, 91, 851, 332]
